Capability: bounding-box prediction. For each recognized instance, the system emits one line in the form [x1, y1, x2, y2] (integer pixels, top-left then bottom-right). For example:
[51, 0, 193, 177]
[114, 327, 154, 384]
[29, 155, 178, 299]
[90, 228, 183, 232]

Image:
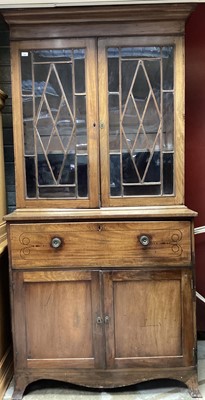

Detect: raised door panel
[103, 269, 195, 369]
[12, 270, 104, 370]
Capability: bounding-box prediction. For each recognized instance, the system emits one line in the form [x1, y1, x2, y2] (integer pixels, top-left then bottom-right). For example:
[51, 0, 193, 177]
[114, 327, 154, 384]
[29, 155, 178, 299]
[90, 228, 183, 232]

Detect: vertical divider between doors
[98, 39, 110, 207]
[91, 270, 105, 369]
[86, 39, 100, 208]
[103, 271, 115, 369]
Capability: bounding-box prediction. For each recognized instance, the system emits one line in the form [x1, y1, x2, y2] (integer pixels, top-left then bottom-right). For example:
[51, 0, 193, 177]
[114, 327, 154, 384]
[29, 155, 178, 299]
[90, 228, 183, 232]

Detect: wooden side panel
[0, 251, 13, 399]
[185, 3, 205, 332]
[12, 270, 104, 369]
[9, 221, 191, 268]
[103, 269, 195, 369]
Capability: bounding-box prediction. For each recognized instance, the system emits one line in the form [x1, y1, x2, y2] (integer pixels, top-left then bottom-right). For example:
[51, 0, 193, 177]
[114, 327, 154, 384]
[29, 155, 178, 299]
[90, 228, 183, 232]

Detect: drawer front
[9, 221, 192, 269]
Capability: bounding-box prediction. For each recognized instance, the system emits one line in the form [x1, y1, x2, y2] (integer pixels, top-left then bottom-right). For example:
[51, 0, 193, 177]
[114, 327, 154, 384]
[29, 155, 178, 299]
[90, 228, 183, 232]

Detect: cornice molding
[3, 4, 195, 26]
[2, 4, 195, 41]
[0, 0, 202, 9]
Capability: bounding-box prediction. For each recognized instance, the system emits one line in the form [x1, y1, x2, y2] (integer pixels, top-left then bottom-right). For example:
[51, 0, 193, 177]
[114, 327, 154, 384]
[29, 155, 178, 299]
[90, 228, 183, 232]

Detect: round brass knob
[139, 235, 150, 246]
[51, 237, 62, 249]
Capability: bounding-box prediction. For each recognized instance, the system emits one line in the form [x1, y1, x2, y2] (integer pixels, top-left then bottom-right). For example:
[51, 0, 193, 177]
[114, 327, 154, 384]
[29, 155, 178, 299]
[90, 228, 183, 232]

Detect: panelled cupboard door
[12, 35, 184, 208]
[11, 269, 195, 371]
[12, 270, 105, 370]
[103, 270, 195, 369]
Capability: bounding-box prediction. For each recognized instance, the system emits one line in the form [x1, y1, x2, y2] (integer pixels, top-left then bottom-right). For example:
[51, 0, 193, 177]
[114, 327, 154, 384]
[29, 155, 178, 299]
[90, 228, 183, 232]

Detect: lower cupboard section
[11, 268, 196, 372]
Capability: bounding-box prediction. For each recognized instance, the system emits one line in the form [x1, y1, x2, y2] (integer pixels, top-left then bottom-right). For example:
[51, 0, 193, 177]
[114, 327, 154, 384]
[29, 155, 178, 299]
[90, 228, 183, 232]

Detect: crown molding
[0, 0, 201, 8]
[3, 4, 195, 26]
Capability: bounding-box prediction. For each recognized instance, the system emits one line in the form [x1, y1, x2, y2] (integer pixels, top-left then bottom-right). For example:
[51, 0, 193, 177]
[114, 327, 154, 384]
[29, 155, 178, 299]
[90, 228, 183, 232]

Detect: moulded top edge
[4, 206, 198, 222]
[2, 3, 195, 27]
[0, 0, 199, 9]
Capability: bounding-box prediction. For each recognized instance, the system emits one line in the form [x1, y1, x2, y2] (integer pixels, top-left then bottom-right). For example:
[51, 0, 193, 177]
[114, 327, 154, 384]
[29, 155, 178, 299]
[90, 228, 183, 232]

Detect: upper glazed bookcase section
[2, 5, 194, 208]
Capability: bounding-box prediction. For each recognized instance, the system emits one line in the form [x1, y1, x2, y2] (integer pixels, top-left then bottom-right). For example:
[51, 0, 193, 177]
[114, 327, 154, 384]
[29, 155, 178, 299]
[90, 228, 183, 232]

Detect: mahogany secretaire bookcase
[3, 4, 200, 399]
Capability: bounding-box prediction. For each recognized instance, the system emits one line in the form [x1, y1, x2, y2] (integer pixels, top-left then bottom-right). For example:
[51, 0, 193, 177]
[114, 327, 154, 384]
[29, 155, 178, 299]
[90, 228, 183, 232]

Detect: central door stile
[91, 270, 106, 369]
[102, 271, 115, 369]
[85, 39, 100, 208]
[98, 39, 110, 208]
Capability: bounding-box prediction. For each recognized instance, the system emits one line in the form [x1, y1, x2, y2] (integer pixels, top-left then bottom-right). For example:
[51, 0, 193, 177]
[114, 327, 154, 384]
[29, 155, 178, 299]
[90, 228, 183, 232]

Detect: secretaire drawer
[9, 221, 192, 269]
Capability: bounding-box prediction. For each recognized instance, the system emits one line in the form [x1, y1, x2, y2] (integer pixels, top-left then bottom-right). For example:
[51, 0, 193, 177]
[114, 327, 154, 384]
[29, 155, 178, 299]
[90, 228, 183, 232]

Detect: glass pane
[121, 47, 160, 58]
[109, 94, 120, 152]
[39, 186, 75, 198]
[23, 99, 34, 155]
[162, 46, 174, 90]
[21, 47, 88, 200]
[60, 154, 75, 184]
[144, 151, 160, 183]
[163, 92, 174, 151]
[56, 100, 74, 149]
[36, 102, 54, 151]
[76, 95, 87, 151]
[121, 60, 138, 107]
[21, 51, 32, 95]
[47, 153, 67, 182]
[56, 63, 73, 112]
[33, 49, 72, 63]
[143, 96, 160, 134]
[135, 151, 151, 181]
[108, 48, 119, 92]
[134, 129, 147, 152]
[132, 64, 150, 114]
[163, 153, 173, 194]
[123, 152, 139, 184]
[77, 155, 88, 197]
[144, 60, 160, 107]
[25, 157, 36, 198]
[108, 45, 173, 198]
[124, 185, 160, 196]
[76, 95, 86, 127]
[34, 64, 50, 93]
[108, 46, 174, 196]
[38, 154, 54, 185]
[74, 49, 85, 93]
[46, 69, 62, 115]
[110, 154, 121, 196]
[123, 96, 140, 148]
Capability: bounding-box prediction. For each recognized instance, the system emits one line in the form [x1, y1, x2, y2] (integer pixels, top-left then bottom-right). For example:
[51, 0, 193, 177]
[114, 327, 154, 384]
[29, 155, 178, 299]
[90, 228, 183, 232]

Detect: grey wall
[0, 15, 15, 213]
